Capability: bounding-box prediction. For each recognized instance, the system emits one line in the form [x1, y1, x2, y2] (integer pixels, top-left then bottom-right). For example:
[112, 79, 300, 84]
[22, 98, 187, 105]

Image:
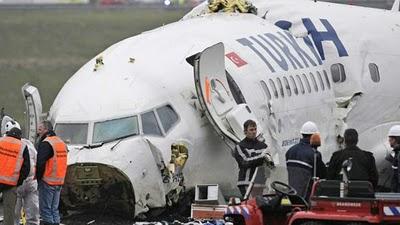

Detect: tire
[225, 215, 245, 225]
[346, 223, 367, 225]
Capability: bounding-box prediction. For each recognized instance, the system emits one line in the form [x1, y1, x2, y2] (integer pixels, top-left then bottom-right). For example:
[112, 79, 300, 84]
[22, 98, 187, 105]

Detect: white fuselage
[48, 0, 400, 216]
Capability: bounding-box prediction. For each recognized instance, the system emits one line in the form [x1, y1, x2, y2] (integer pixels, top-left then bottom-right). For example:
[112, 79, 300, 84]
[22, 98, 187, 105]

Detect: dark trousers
[38, 180, 62, 224]
[1, 187, 17, 225]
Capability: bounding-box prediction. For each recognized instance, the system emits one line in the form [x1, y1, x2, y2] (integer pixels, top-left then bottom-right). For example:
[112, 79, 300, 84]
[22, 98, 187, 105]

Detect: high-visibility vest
[0, 136, 25, 186]
[43, 136, 67, 186]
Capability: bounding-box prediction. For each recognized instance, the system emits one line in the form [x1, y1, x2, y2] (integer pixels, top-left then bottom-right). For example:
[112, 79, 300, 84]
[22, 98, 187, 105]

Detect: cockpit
[54, 104, 179, 145]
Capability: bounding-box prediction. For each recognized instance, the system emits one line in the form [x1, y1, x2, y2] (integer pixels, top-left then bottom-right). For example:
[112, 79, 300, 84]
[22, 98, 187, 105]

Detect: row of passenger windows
[260, 70, 331, 100]
[331, 63, 380, 84]
[261, 62, 381, 100]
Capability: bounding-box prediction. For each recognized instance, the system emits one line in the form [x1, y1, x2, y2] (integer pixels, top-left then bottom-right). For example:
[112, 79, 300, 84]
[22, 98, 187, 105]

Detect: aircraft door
[193, 43, 262, 147]
[21, 83, 43, 143]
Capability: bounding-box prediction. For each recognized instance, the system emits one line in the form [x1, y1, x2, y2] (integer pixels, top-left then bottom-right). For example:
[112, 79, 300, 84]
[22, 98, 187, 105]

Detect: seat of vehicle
[256, 194, 308, 215]
[314, 180, 375, 199]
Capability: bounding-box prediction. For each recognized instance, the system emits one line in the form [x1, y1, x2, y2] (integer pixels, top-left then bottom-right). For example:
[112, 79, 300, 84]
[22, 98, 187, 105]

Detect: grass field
[0, 7, 187, 125]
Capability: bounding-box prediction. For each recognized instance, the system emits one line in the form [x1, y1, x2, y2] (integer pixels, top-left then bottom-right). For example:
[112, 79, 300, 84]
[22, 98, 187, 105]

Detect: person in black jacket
[286, 121, 325, 198]
[304, 133, 327, 199]
[233, 120, 272, 198]
[36, 120, 67, 225]
[327, 128, 378, 190]
[36, 121, 56, 182]
[309, 133, 327, 179]
[386, 125, 400, 192]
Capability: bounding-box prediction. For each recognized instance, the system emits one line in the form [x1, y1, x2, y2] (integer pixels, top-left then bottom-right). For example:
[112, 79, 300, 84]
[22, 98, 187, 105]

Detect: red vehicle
[224, 180, 400, 225]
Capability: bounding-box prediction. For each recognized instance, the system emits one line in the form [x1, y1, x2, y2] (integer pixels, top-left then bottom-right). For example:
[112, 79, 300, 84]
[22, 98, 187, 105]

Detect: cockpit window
[93, 116, 139, 143]
[156, 105, 179, 133]
[55, 123, 88, 145]
[141, 111, 162, 136]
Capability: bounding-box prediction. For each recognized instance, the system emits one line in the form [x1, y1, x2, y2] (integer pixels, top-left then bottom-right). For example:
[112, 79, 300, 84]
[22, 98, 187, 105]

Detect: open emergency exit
[21, 83, 43, 143]
[192, 42, 262, 148]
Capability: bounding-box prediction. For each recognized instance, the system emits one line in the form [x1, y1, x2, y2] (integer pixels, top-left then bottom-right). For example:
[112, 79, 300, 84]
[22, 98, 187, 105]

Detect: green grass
[0, 7, 186, 124]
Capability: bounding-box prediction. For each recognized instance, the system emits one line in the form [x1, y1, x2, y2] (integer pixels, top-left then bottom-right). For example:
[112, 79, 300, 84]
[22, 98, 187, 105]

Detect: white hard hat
[388, 125, 400, 137]
[300, 121, 319, 134]
[5, 120, 21, 133]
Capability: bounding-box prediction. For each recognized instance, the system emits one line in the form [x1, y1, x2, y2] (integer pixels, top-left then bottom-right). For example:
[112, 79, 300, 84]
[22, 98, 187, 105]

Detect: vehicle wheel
[300, 221, 325, 225]
[346, 223, 367, 225]
[225, 215, 245, 225]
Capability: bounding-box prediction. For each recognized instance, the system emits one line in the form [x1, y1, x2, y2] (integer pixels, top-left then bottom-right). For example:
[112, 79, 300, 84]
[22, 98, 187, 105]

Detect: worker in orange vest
[36, 121, 67, 225]
[0, 123, 30, 225]
[3, 120, 41, 225]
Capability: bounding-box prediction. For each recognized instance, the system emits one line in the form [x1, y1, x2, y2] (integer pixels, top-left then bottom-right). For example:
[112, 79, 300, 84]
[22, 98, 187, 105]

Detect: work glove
[264, 153, 275, 169]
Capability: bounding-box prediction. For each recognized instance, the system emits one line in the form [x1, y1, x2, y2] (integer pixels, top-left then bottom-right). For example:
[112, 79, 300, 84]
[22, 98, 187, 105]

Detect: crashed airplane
[20, 0, 400, 218]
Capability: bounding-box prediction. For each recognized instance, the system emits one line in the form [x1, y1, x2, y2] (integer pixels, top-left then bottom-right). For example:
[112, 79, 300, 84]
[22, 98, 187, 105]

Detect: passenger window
[331, 63, 346, 83]
[323, 70, 331, 89]
[226, 72, 246, 104]
[260, 81, 271, 100]
[289, 76, 298, 95]
[369, 63, 380, 83]
[276, 78, 284, 98]
[156, 105, 179, 133]
[317, 71, 325, 91]
[295, 75, 305, 94]
[301, 74, 311, 93]
[141, 111, 162, 136]
[310, 73, 319, 92]
[283, 77, 292, 97]
[269, 79, 278, 98]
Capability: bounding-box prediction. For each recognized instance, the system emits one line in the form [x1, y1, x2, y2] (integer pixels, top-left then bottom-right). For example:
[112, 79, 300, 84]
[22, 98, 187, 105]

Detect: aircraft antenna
[261, 10, 269, 19]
